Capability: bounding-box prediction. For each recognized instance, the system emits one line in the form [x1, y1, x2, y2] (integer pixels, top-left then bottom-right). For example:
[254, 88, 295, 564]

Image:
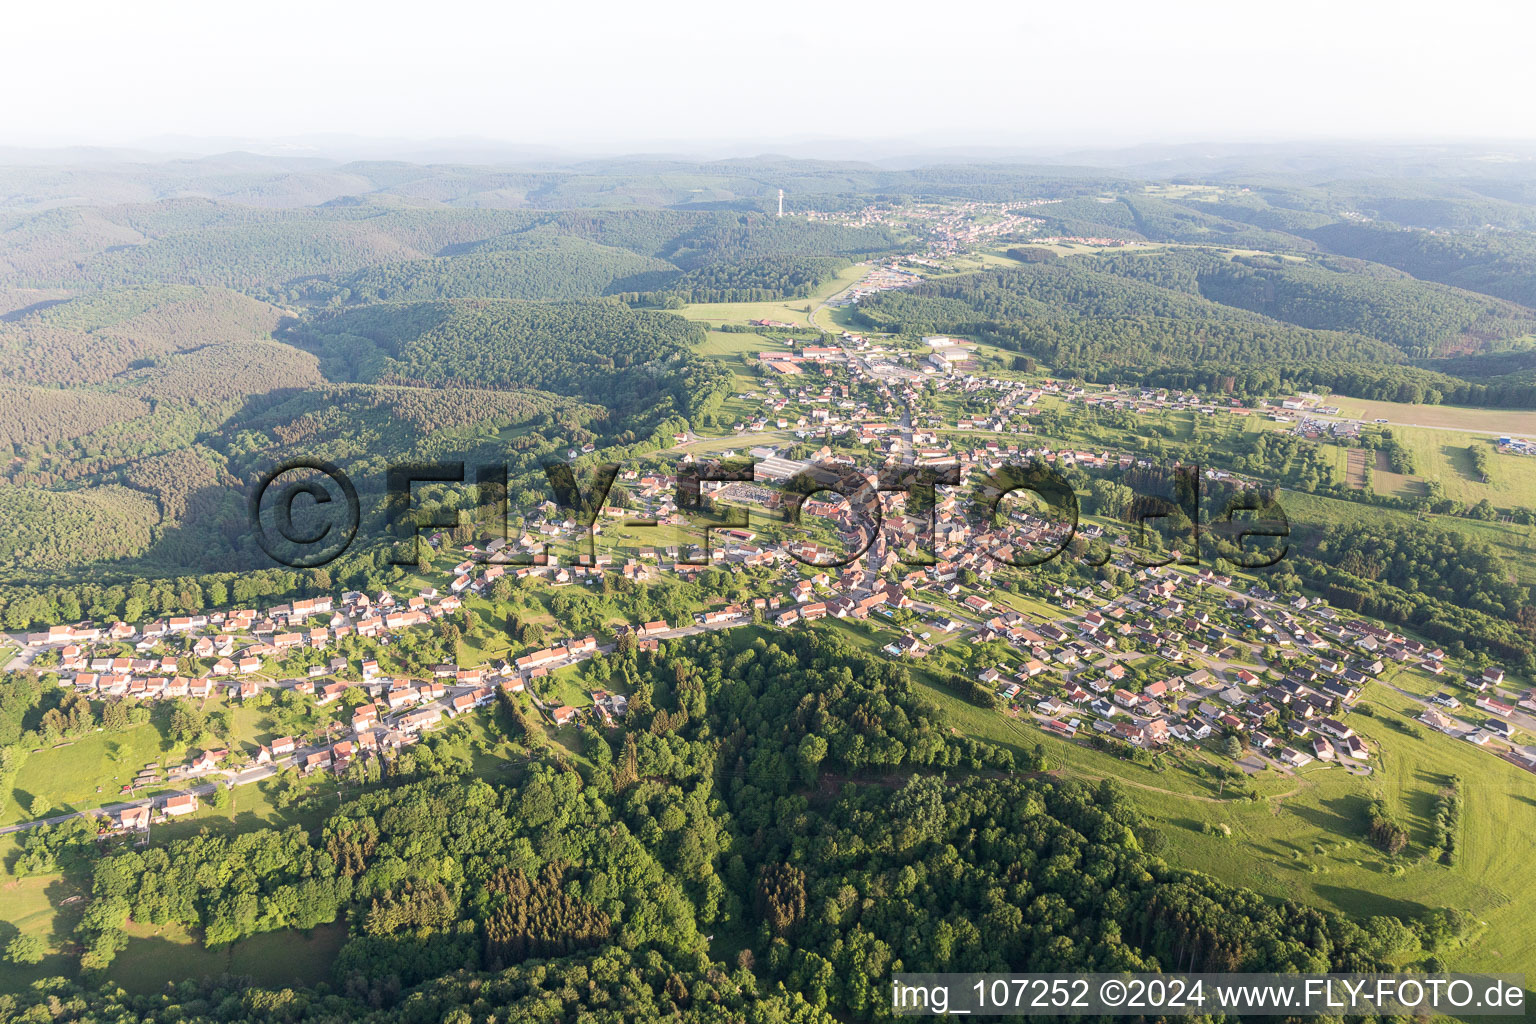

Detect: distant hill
[1304, 222, 1536, 308]
[0, 285, 286, 385]
[295, 299, 728, 425]
[1085, 249, 1536, 356]
[856, 261, 1402, 370]
[315, 234, 679, 303]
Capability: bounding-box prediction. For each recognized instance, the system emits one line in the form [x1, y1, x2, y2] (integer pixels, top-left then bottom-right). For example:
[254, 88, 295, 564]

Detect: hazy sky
[7, 0, 1535, 153]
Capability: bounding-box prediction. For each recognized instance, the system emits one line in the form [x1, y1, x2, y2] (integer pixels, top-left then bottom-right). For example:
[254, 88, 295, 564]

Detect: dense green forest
[0, 286, 286, 386]
[857, 250, 1536, 405]
[295, 299, 729, 425]
[618, 255, 853, 304]
[1085, 249, 1536, 356]
[311, 235, 680, 304]
[1304, 223, 1536, 308]
[1034, 195, 1313, 252]
[0, 202, 898, 300]
[1107, 359, 1536, 408]
[0, 385, 150, 448]
[310, 243, 852, 307]
[0, 484, 161, 569]
[1292, 518, 1536, 666]
[856, 263, 1405, 371]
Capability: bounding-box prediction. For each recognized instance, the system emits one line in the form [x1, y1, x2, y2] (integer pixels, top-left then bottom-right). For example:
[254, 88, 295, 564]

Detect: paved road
[808, 262, 876, 332]
[4, 643, 38, 672]
[2, 774, 227, 836]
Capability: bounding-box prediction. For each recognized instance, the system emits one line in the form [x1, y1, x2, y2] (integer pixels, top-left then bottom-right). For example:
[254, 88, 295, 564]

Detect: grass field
[0, 693, 335, 827]
[696, 330, 778, 361]
[0, 873, 85, 991]
[1368, 446, 1420, 497]
[1324, 425, 1536, 507]
[1281, 488, 1536, 582]
[6, 723, 175, 825]
[693, 329, 778, 424]
[676, 262, 872, 329]
[1145, 687, 1536, 979]
[814, 302, 863, 332]
[0, 804, 327, 995]
[0, 737, 502, 993]
[1329, 397, 1536, 436]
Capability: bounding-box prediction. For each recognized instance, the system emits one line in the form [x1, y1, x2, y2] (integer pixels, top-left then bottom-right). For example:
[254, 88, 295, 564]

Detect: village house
[117, 805, 151, 831]
[1476, 695, 1516, 718]
[1278, 747, 1313, 768]
[163, 793, 199, 817]
[400, 707, 442, 734]
[190, 748, 226, 772]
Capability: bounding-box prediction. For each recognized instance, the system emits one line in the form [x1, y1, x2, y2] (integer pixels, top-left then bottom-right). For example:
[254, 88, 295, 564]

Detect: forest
[1292, 518, 1536, 667]
[1304, 222, 1536, 308]
[1085, 249, 1536, 357]
[857, 255, 1536, 406]
[295, 299, 730, 427]
[856, 263, 1405, 372]
[0, 286, 286, 387]
[309, 235, 680, 304]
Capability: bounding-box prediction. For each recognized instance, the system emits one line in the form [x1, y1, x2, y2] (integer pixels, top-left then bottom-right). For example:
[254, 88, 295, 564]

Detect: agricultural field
[4, 725, 175, 825]
[1354, 425, 1536, 506]
[1329, 397, 1536, 436]
[1335, 445, 1367, 488]
[1367, 446, 1420, 497]
[0, 691, 361, 827]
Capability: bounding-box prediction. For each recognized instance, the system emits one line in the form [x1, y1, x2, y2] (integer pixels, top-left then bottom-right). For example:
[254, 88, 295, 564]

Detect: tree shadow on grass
[1284, 792, 1371, 837]
[1311, 882, 1428, 921]
[1441, 443, 1482, 484]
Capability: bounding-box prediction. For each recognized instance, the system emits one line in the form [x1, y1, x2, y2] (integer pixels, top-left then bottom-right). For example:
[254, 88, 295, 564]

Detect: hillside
[0, 286, 287, 386]
[0, 485, 159, 569]
[1304, 222, 1536, 308]
[1085, 249, 1536, 356]
[296, 299, 727, 421]
[316, 234, 680, 303]
[0, 386, 151, 449]
[856, 262, 1404, 370]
